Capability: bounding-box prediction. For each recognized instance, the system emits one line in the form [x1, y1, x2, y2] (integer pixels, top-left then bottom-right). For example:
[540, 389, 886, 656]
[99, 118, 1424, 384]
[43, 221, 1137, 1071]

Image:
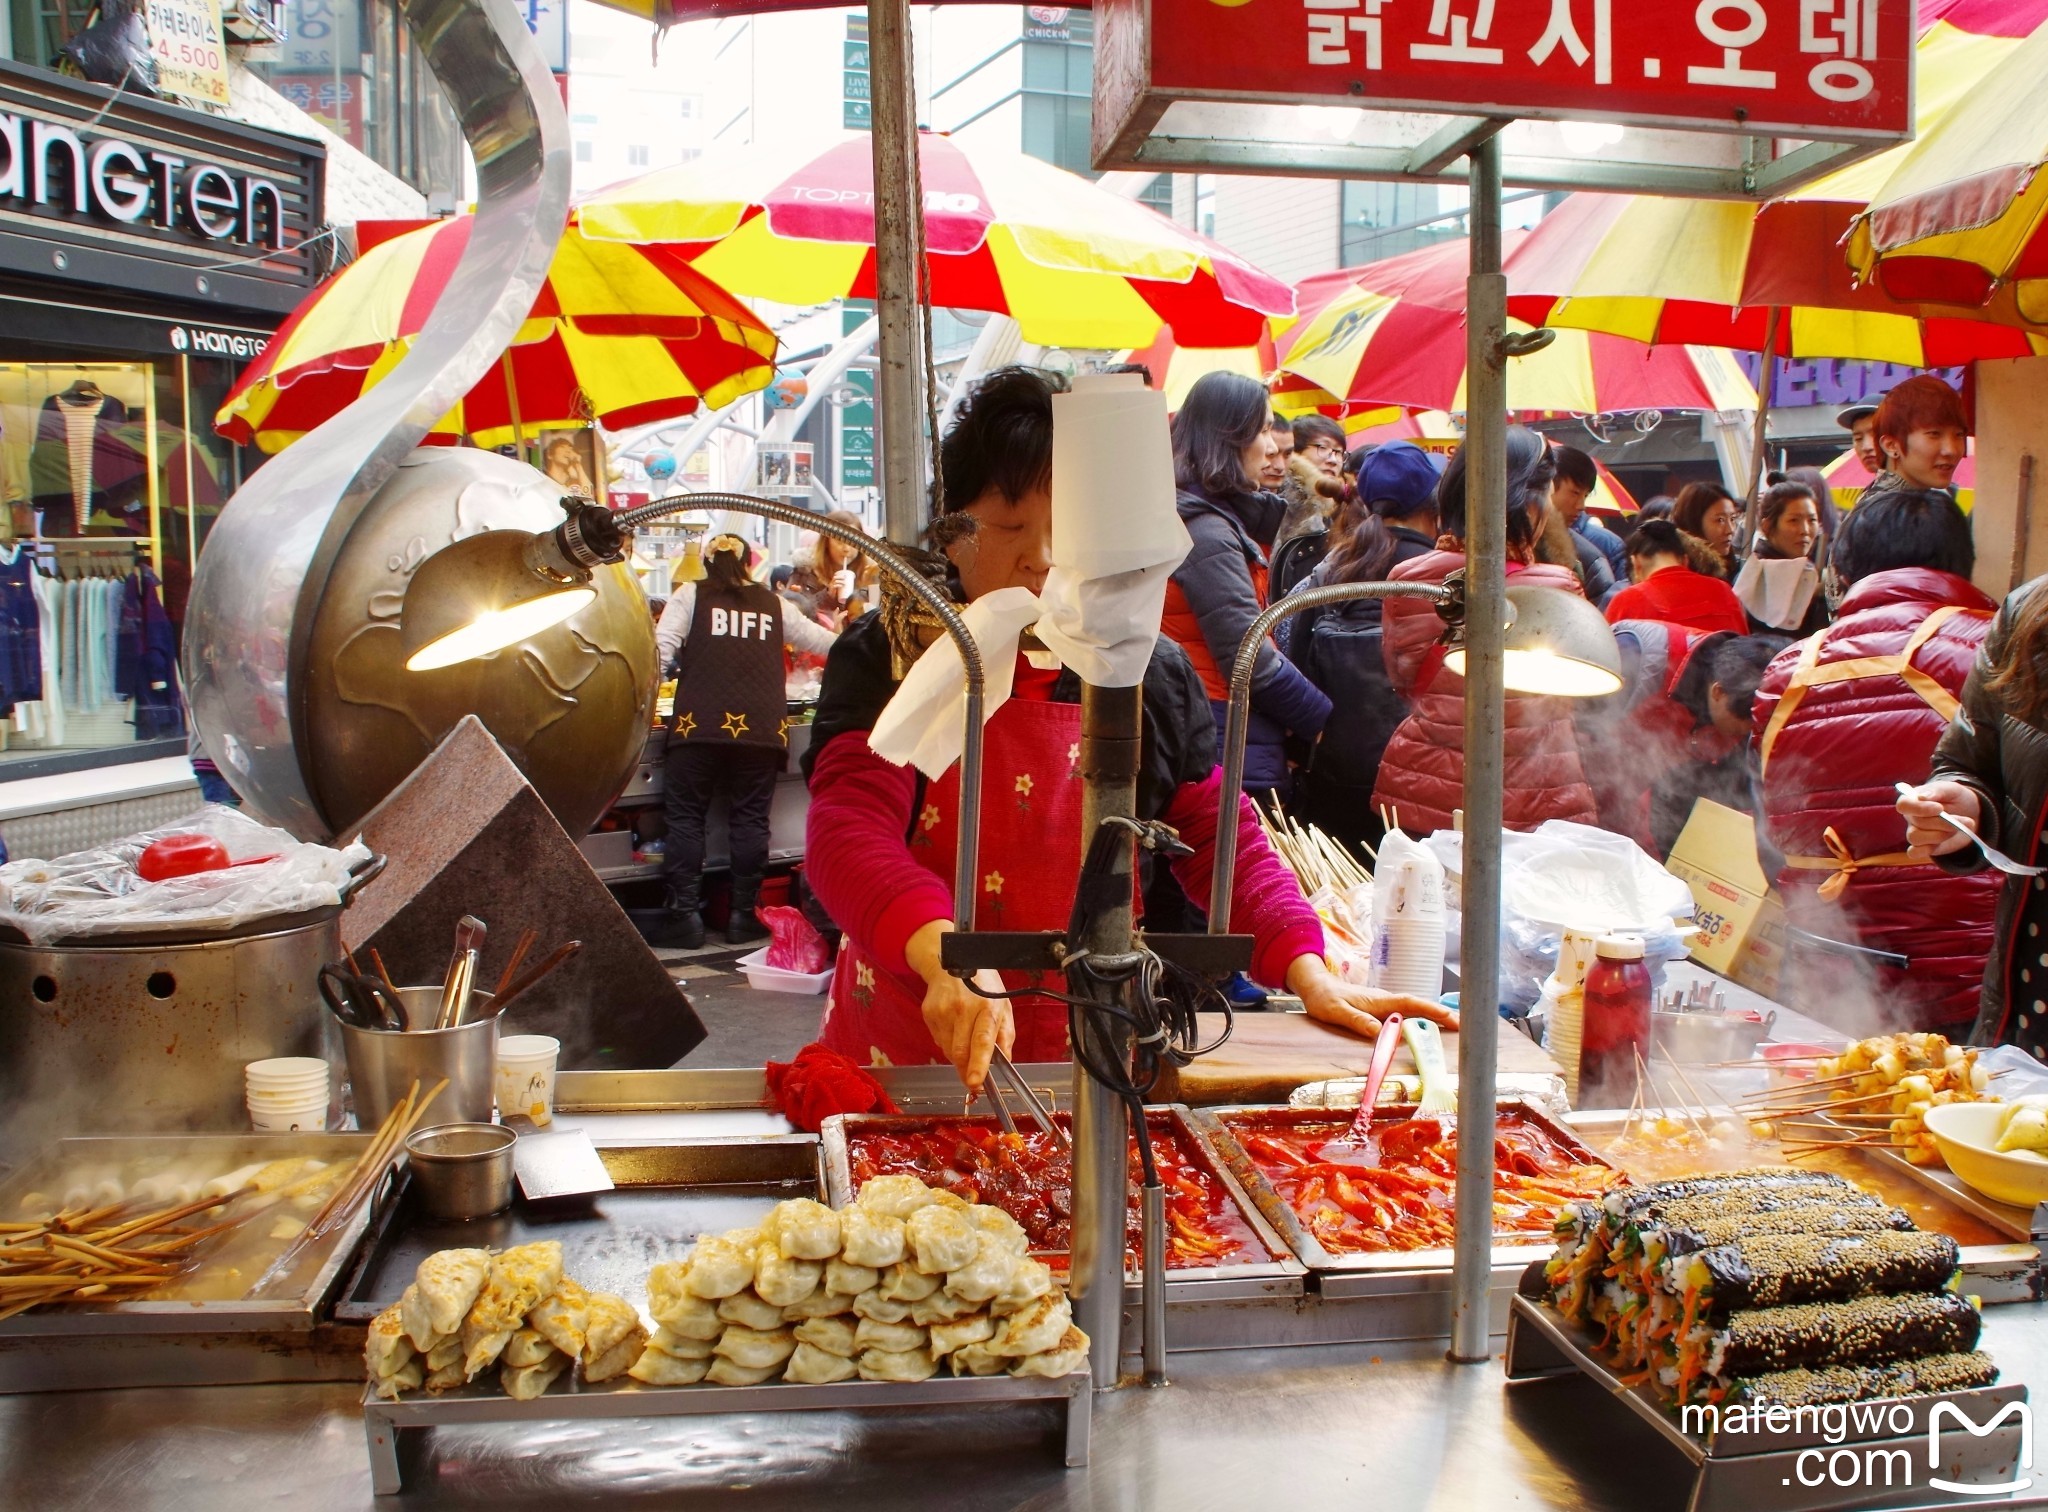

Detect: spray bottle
[1540, 928, 1600, 1103]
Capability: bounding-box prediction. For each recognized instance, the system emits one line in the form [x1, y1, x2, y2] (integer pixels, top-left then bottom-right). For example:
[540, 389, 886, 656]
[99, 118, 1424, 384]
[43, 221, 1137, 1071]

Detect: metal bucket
[340, 987, 498, 1127]
[0, 913, 343, 1135]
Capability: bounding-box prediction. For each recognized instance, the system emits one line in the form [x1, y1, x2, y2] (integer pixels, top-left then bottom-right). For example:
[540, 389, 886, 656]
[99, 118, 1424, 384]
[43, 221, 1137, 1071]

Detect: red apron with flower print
[820, 696, 1084, 1069]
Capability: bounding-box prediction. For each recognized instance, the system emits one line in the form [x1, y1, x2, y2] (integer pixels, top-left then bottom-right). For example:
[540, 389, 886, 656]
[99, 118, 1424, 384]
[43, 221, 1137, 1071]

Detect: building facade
[0, 0, 457, 849]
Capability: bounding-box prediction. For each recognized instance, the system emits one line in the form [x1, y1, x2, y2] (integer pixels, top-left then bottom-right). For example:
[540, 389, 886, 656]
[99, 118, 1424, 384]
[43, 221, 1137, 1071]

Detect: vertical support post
[1070, 680, 1143, 1390]
[1449, 134, 1506, 1365]
[867, 0, 930, 546]
[1739, 305, 1783, 551]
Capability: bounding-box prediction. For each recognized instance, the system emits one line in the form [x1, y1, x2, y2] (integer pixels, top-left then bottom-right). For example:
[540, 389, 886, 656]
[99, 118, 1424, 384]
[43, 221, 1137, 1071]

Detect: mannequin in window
[28, 380, 143, 537]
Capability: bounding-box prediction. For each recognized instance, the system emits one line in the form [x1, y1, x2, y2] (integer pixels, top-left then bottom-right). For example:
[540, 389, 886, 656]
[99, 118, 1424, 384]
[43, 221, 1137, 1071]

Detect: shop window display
[0, 359, 244, 767]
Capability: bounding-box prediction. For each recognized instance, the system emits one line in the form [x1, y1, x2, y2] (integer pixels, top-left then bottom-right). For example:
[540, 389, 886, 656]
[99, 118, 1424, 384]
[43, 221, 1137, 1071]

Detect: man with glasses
[1273, 413, 1353, 569]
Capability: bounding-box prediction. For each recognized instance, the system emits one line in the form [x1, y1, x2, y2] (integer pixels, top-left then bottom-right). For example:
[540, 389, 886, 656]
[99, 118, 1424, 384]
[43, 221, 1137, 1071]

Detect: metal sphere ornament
[299, 448, 656, 838]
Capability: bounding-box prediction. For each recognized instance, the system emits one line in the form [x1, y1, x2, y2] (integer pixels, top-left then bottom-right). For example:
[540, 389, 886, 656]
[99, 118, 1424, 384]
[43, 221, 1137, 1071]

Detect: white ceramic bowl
[1922, 1102, 2048, 1209]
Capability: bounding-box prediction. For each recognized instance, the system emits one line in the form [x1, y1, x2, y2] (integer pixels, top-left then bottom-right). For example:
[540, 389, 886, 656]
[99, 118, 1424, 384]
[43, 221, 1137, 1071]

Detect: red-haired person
[1865, 375, 1969, 503]
[1756, 488, 1997, 1036]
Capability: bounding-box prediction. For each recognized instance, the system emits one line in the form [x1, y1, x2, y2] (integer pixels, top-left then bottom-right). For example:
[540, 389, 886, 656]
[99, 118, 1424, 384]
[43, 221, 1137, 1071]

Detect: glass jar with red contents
[1579, 934, 1652, 1109]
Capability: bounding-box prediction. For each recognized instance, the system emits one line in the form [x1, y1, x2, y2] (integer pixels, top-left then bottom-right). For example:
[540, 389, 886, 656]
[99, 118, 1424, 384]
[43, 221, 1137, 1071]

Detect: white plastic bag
[1420, 820, 1697, 1010]
[0, 805, 372, 945]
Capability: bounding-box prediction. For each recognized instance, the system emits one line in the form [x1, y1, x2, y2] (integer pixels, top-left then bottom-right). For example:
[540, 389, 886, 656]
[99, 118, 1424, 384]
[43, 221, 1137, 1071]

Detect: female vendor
[802, 367, 1453, 1092]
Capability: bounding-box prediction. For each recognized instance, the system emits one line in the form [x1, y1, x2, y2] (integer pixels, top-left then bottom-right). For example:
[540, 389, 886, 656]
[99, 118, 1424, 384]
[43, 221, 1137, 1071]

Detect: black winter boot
[726, 875, 771, 945]
[653, 884, 706, 949]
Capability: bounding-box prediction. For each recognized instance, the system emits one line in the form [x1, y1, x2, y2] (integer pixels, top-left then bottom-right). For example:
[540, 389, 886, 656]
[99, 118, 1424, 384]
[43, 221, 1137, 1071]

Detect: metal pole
[1739, 305, 1783, 553]
[867, 0, 929, 545]
[1070, 680, 1143, 1390]
[1449, 134, 1507, 1365]
[1207, 581, 1452, 931]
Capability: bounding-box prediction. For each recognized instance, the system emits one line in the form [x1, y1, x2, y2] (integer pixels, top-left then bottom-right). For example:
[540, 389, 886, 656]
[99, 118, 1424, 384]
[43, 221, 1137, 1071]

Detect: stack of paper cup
[246, 1057, 330, 1132]
[1371, 854, 1447, 999]
[495, 1035, 561, 1127]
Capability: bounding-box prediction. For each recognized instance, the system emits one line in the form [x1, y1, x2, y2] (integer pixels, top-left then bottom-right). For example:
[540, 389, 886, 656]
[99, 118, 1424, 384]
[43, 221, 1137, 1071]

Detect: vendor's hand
[1284, 954, 1458, 1039]
[906, 921, 1015, 1093]
[1897, 781, 1983, 861]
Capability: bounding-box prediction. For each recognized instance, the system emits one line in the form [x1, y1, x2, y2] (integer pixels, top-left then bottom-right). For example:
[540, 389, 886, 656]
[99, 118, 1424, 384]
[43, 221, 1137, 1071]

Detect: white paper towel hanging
[868, 586, 1041, 778]
[1034, 372, 1190, 687]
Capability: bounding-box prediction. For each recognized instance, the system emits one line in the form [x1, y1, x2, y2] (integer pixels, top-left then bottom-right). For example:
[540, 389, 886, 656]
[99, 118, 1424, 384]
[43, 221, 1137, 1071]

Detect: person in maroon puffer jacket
[1752, 487, 1998, 1035]
[1372, 427, 1601, 835]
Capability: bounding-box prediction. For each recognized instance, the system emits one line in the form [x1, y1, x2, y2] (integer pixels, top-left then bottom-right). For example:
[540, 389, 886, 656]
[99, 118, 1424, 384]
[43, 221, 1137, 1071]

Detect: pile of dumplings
[362, 1176, 1089, 1400]
[365, 1240, 647, 1401]
[634, 1175, 1089, 1387]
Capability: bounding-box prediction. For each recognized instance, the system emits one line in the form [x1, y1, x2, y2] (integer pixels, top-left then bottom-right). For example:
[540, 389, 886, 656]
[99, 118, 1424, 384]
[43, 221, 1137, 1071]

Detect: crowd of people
[647, 361, 2048, 1079]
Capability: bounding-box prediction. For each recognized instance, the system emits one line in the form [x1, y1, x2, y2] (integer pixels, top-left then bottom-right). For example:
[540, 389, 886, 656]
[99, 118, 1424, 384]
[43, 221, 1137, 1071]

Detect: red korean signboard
[1113, 0, 1912, 140]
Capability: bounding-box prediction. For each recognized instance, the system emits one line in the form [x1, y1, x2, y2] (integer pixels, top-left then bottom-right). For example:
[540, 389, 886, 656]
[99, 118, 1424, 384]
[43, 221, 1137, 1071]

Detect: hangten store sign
[0, 109, 286, 248]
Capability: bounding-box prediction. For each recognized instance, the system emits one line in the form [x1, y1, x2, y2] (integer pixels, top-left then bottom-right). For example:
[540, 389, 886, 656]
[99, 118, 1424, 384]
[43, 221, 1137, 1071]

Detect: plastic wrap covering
[1422, 820, 1697, 1009]
[0, 805, 371, 945]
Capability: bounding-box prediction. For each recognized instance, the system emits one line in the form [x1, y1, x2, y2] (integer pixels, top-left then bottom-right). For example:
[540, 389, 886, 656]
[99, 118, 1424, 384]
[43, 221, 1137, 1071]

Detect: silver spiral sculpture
[182, 0, 573, 838]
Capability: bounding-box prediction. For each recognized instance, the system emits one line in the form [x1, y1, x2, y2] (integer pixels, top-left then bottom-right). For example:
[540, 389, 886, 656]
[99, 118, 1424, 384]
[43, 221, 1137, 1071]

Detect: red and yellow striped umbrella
[1849, 20, 2048, 319]
[1275, 237, 1756, 417]
[577, 132, 1293, 349]
[1115, 326, 1280, 411]
[1507, 3, 2048, 362]
[217, 215, 779, 453]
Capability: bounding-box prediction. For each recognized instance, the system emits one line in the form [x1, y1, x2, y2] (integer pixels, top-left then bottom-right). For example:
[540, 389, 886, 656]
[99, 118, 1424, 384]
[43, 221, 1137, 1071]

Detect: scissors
[318, 965, 404, 1031]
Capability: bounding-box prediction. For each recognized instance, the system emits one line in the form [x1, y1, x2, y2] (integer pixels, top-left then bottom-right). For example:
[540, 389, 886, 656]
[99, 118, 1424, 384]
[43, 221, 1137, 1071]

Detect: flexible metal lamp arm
[1207, 579, 1458, 933]
[557, 492, 986, 931]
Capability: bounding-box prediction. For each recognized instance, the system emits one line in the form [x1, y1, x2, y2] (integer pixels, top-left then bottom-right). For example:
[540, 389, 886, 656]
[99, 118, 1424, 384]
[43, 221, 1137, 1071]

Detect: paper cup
[495, 1034, 560, 1127]
[249, 1099, 328, 1132]
[247, 1057, 330, 1091]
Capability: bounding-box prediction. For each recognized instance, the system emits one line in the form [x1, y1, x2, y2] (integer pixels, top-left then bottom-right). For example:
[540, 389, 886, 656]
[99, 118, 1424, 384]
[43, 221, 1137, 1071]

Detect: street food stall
[6, 0, 2048, 1508]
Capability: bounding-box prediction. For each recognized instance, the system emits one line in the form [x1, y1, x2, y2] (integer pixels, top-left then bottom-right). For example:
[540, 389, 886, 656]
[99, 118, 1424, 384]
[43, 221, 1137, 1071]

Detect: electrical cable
[963, 816, 1232, 1187]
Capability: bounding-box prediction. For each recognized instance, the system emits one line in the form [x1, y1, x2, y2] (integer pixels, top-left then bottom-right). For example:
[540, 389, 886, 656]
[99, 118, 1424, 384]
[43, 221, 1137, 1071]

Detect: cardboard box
[1665, 798, 1784, 995]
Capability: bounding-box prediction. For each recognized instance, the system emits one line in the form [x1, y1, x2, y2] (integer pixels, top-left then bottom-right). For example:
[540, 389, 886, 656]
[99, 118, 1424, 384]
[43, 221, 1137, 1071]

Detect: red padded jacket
[1752, 567, 2000, 1033]
[1370, 550, 1600, 834]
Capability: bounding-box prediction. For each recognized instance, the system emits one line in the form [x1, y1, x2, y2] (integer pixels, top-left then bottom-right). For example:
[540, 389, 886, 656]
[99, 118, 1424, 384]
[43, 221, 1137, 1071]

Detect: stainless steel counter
[9, 1307, 2048, 1510]
[11, 1021, 2048, 1508]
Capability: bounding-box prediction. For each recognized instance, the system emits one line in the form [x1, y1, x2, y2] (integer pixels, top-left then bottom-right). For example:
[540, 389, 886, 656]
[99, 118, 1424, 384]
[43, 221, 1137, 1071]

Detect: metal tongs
[980, 1047, 1069, 1150]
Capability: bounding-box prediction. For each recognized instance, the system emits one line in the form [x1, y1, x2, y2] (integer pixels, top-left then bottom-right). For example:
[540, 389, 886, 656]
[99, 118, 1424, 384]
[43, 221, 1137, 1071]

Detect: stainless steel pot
[0, 858, 382, 1137]
[1651, 1008, 1778, 1065]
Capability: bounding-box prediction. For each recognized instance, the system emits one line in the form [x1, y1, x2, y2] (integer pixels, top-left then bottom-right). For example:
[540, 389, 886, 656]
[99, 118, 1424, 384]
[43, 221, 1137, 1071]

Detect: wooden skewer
[1742, 1071, 1873, 1101]
[493, 928, 539, 999]
[90, 1188, 248, 1247]
[368, 947, 402, 999]
[491, 941, 582, 1013]
[46, 1236, 172, 1273]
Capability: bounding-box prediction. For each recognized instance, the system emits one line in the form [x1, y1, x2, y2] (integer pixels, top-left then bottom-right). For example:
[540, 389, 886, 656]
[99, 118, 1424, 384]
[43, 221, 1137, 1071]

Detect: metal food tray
[1505, 1290, 2028, 1512]
[363, 1369, 1090, 1493]
[1566, 1108, 2048, 1305]
[0, 1133, 377, 1336]
[336, 1137, 823, 1323]
[818, 1106, 1305, 1302]
[1191, 1101, 1615, 1299]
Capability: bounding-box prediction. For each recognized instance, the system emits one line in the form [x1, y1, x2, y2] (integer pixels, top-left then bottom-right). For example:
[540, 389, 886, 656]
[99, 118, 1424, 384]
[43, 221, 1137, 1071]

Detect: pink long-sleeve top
[802, 620, 1324, 989]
